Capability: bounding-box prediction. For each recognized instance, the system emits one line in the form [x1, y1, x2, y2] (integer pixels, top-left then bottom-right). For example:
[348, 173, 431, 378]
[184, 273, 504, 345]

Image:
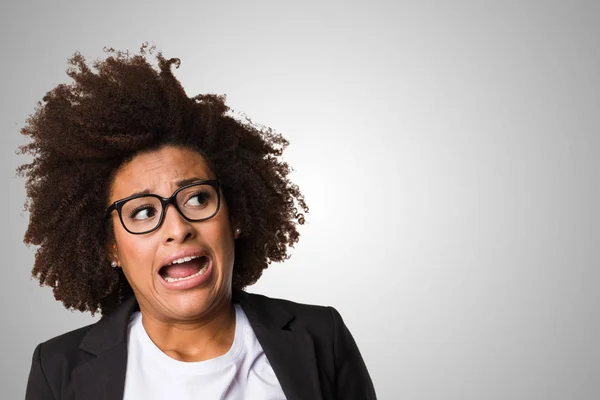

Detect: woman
[19, 43, 377, 400]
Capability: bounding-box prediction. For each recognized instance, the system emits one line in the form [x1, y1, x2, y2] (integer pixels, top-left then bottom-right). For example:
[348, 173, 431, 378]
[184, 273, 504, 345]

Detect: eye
[185, 190, 210, 207]
[129, 206, 158, 221]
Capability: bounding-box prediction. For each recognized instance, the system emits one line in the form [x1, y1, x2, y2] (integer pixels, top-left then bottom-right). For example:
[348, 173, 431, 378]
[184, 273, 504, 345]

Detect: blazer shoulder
[243, 291, 336, 332]
[27, 321, 102, 400]
[245, 290, 331, 311]
[32, 321, 96, 366]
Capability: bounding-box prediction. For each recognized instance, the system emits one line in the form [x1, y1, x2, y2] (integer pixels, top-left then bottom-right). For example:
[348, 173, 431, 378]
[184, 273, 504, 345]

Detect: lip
[158, 257, 213, 291]
[158, 247, 210, 271]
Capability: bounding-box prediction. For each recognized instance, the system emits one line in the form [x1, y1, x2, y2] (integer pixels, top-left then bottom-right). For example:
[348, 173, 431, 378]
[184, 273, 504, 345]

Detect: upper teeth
[166, 255, 201, 266]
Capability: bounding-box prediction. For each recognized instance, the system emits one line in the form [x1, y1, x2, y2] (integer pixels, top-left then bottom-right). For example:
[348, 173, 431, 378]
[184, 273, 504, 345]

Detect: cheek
[207, 222, 234, 253]
[116, 231, 154, 276]
[209, 217, 235, 263]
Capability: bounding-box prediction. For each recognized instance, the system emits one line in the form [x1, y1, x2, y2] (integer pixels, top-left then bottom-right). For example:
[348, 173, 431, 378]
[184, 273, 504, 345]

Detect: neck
[139, 296, 236, 362]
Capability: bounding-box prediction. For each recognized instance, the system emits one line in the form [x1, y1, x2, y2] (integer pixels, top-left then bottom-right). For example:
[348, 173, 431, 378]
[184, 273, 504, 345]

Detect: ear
[229, 215, 241, 240]
[105, 241, 120, 266]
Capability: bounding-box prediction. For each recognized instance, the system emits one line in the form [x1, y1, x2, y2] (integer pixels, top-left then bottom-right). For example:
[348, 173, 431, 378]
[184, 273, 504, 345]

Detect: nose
[161, 203, 195, 243]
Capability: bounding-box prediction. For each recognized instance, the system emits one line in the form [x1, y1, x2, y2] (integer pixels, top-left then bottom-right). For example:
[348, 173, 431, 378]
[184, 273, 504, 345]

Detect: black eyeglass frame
[104, 179, 222, 235]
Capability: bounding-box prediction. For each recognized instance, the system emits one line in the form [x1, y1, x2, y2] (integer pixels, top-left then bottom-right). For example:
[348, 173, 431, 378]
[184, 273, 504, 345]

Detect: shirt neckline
[129, 304, 246, 375]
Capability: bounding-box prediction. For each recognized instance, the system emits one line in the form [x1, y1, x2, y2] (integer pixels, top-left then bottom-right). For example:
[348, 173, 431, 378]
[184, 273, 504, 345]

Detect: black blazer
[25, 289, 377, 400]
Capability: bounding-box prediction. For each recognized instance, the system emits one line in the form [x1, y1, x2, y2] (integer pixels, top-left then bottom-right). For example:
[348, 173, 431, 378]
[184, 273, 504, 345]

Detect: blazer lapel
[72, 295, 138, 400]
[72, 344, 128, 400]
[233, 289, 324, 400]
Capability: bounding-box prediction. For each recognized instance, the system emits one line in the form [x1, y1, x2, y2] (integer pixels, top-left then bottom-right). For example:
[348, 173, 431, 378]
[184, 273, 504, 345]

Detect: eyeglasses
[105, 180, 221, 235]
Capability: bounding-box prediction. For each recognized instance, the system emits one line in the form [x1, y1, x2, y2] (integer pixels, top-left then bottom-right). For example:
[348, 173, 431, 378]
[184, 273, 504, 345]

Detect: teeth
[163, 263, 209, 283]
[167, 255, 200, 266]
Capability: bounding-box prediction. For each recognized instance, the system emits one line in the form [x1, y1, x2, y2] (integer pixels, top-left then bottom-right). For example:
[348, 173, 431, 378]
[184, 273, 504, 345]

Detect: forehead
[110, 145, 214, 199]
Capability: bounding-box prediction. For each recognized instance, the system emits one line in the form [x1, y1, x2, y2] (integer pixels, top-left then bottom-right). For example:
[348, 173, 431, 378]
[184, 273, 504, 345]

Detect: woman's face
[107, 145, 238, 322]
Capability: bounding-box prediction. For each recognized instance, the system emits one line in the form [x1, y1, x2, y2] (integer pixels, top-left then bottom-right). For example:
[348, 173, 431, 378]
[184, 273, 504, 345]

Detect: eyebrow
[128, 177, 210, 197]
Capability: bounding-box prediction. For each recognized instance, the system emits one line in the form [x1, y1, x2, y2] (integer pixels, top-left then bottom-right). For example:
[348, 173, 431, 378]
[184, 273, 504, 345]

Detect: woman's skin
[105, 144, 241, 362]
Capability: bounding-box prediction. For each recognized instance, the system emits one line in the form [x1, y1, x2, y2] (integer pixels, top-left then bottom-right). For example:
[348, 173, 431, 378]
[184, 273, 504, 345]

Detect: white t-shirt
[122, 304, 287, 400]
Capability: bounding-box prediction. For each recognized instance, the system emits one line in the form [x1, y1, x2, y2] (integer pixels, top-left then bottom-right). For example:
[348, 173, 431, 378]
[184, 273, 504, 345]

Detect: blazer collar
[73, 289, 323, 400]
[78, 294, 139, 356]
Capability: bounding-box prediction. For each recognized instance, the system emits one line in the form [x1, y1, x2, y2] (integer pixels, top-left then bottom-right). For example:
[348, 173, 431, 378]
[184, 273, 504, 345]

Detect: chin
[161, 295, 213, 319]
[157, 284, 227, 319]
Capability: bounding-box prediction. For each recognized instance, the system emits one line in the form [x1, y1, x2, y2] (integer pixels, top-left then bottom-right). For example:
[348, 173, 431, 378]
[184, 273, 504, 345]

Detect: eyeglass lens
[120, 184, 218, 233]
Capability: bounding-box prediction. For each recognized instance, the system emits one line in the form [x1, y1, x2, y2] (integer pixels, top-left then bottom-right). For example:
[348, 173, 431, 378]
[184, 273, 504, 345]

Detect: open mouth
[158, 255, 211, 283]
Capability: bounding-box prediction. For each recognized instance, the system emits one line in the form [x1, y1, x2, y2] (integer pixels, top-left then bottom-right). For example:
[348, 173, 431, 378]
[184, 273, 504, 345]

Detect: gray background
[2, 1, 599, 399]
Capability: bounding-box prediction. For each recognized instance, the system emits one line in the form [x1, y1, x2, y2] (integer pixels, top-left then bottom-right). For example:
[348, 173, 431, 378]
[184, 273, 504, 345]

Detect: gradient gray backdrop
[2, 1, 599, 399]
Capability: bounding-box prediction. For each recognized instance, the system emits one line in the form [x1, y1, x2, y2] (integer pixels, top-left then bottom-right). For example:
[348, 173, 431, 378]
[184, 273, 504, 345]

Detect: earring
[235, 228, 241, 235]
[111, 244, 119, 268]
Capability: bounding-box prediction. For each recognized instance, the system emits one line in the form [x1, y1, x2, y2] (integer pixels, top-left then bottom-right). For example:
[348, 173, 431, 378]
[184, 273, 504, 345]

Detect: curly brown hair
[16, 43, 308, 317]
